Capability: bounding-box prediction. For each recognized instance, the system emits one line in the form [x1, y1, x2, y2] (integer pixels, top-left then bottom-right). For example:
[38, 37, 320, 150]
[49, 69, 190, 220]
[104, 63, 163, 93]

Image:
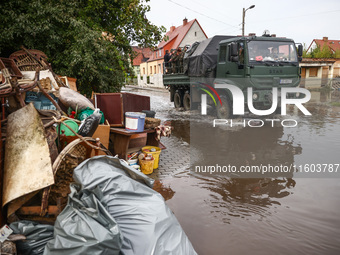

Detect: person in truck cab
[270, 47, 279, 60]
[249, 44, 260, 60]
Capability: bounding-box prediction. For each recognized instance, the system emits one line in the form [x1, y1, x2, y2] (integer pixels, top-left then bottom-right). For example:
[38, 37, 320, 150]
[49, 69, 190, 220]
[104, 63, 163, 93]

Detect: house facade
[131, 46, 153, 76]
[140, 18, 208, 76]
[300, 58, 340, 88]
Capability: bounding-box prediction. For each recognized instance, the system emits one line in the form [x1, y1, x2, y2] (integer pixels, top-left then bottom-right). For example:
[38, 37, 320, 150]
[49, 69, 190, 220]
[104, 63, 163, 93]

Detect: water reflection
[184, 90, 340, 222]
[190, 175, 296, 223]
[190, 123, 302, 179]
[128, 87, 340, 255]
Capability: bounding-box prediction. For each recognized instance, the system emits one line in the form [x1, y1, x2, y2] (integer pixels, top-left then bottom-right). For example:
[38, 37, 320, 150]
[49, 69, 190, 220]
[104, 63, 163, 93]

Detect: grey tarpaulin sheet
[72, 156, 197, 255]
[10, 220, 54, 255]
[183, 41, 200, 74]
[186, 35, 234, 77]
[43, 183, 122, 255]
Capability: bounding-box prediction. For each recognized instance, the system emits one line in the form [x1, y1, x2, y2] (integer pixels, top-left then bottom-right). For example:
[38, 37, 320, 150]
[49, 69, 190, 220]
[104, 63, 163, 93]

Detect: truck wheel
[216, 96, 232, 119]
[174, 91, 183, 108]
[183, 92, 191, 111]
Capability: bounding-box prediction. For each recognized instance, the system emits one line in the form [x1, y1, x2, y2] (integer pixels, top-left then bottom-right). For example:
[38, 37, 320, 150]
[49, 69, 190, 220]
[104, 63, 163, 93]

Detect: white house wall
[179, 21, 207, 47]
[307, 41, 317, 53]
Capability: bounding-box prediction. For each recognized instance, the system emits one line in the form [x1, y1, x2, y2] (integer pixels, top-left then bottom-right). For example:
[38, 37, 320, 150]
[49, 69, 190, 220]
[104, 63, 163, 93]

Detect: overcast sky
[145, 0, 340, 48]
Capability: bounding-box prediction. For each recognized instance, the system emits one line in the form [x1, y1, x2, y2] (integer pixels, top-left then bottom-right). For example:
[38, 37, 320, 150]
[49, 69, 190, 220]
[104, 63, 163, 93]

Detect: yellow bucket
[140, 159, 154, 175]
[142, 146, 161, 169]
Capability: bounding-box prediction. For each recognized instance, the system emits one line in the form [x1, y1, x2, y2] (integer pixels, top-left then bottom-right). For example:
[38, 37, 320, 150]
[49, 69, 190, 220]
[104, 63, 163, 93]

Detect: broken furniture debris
[0, 46, 182, 254]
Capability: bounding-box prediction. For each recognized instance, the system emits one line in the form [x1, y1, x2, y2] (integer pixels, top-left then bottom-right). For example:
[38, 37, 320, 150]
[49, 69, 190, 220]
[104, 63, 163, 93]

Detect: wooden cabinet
[95, 93, 150, 127]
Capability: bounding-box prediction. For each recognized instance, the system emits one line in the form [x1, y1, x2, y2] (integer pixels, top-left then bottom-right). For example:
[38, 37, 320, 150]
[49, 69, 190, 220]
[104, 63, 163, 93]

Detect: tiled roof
[146, 19, 207, 63]
[131, 46, 153, 66]
[158, 19, 207, 49]
[308, 38, 340, 53]
[301, 58, 337, 63]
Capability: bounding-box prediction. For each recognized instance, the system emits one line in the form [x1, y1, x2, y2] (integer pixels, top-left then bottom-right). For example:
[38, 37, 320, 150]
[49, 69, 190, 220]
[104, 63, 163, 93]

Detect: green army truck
[163, 34, 303, 118]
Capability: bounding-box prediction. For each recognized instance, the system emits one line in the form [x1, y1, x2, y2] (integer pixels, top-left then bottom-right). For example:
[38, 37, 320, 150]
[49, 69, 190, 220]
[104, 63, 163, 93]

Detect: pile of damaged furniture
[0, 47, 196, 254]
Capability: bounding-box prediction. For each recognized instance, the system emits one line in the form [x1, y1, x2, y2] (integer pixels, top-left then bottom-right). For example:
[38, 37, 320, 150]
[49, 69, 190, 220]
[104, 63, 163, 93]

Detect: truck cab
[214, 35, 302, 118]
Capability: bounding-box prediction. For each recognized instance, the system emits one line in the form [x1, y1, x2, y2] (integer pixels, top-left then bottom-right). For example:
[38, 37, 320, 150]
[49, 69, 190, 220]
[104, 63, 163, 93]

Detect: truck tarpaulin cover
[45, 156, 197, 255]
[185, 35, 234, 77]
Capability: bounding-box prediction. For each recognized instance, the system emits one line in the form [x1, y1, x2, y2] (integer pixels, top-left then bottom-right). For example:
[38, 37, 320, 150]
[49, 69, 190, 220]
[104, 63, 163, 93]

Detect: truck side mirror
[297, 44, 303, 57]
[230, 43, 238, 57]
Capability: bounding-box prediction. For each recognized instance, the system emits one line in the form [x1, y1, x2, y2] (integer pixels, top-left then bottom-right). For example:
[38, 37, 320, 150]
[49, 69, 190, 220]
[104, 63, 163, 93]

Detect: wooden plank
[110, 127, 155, 136]
[18, 205, 60, 215]
[130, 133, 148, 139]
[0, 119, 3, 226]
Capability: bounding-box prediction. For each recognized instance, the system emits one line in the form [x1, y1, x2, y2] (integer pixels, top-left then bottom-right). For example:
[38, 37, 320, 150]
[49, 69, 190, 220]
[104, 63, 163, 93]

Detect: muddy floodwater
[125, 87, 340, 255]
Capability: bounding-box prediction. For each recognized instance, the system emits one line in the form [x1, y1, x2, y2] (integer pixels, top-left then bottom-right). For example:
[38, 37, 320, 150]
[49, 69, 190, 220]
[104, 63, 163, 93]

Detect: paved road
[123, 85, 191, 180]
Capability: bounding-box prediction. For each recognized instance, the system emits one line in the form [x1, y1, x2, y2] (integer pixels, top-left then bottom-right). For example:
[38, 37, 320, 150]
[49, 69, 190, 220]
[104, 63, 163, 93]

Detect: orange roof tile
[158, 19, 207, 49]
[146, 19, 207, 63]
[131, 46, 153, 66]
[301, 58, 337, 63]
[308, 37, 340, 53]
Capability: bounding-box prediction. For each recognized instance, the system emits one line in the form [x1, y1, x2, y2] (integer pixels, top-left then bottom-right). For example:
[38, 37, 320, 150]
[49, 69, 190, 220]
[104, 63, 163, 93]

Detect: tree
[302, 43, 312, 58]
[313, 45, 333, 58]
[0, 0, 165, 94]
[334, 50, 340, 58]
[303, 44, 336, 59]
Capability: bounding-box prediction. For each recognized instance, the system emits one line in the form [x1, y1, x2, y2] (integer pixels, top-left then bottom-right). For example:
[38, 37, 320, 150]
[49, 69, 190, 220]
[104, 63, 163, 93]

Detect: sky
[145, 0, 340, 48]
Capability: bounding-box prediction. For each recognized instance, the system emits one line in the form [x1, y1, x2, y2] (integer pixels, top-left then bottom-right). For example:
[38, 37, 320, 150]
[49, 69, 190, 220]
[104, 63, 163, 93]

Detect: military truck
[163, 34, 303, 118]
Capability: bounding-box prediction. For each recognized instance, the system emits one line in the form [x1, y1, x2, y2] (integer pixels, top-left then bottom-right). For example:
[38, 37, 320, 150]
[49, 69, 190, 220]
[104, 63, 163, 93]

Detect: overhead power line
[167, 0, 239, 29]
[185, 0, 240, 23]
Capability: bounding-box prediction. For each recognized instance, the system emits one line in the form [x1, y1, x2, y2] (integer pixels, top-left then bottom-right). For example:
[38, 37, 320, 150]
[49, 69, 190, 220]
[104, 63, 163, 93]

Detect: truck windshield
[248, 40, 298, 63]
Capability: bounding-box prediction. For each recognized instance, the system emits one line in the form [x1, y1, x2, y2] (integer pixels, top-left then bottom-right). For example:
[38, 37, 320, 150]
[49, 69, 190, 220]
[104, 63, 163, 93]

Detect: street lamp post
[242, 5, 255, 36]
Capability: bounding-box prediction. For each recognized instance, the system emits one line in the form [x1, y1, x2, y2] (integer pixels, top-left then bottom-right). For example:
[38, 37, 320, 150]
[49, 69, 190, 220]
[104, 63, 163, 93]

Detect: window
[219, 45, 227, 62]
[309, 67, 318, 77]
[154, 66, 156, 74]
[195, 31, 197, 36]
[159, 49, 162, 57]
[248, 40, 298, 63]
[143, 67, 145, 75]
[150, 66, 152, 74]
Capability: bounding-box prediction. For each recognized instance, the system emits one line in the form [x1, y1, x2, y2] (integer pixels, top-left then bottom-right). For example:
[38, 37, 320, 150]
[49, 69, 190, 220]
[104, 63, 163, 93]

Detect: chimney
[323, 37, 328, 42]
[183, 18, 188, 26]
[170, 26, 176, 32]
[248, 33, 256, 36]
[271, 34, 276, 37]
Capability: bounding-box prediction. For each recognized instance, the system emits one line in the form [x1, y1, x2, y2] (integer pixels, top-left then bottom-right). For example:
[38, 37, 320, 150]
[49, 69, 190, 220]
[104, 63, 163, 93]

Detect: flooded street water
[124, 86, 340, 255]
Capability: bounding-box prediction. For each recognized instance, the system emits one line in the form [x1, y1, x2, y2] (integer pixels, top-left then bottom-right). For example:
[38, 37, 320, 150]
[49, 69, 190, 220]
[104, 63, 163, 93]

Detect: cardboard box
[66, 77, 77, 91]
[59, 76, 77, 91]
[91, 120, 110, 156]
